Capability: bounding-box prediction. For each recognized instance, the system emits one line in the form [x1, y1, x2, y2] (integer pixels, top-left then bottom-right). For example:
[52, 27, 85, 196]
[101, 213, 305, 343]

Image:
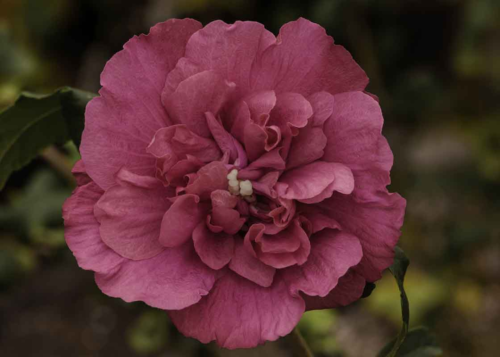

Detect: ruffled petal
[166, 21, 276, 96]
[147, 124, 221, 163]
[322, 92, 393, 198]
[81, 19, 202, 189]
[193, 222, 235, 270]
[302, 269, 366, 310]
[95, 242, 216, 310]
[251, 18, 368, 96]
[319, 191, 406, 282]
[159, 194, 206, 248]
[283, 230, 362, 297]
[185, 161, 228, 200]
[94, 170, 169, 260]
[63, 181, 123, 274]
[229, 239, 276, 287]
[162, 71, 235, 138]
[287, 126, 327, 170]
[169, 271, 305, 349]
[277, 161, 354, 202]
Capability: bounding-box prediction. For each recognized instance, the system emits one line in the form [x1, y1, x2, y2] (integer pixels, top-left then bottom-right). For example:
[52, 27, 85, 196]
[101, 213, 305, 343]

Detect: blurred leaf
[377, 327, 442, 357]
[378, 246, 410, 357]
[128, 310, 169, 355]
[0, 87, 96, 190]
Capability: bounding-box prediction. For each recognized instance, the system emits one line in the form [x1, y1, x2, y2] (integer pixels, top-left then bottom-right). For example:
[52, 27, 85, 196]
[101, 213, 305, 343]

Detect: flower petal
[193, 222, 235, 270]
[251, 18, 368, 96]
[147, 124, 221, 163]
[166, 21, 275, 95]
[302, 269, 366, 310]
[277, 161, 354, 202]
[159, 194, 206, 248]
[319, 190, 406, 282]
[287, 126, 327, 170]
[81, 19, 202, 189]
[169, 271, 305, 349]
[162, 71, 235, 138]
[229, 239, 276, 288]
[94, 170, 169, 260]
[63, 181, 123, 274]
[322, 92, 393, 198]
[284, 230, 362, 297]
[211, 206, 246, 235]
[185, 161, 228, 200]
[95, 242, 216, 310]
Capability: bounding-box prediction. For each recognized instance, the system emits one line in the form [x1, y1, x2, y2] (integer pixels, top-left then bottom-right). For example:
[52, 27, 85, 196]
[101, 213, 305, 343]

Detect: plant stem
[282, 327, 314, 357]
[41, 146, 76, 187]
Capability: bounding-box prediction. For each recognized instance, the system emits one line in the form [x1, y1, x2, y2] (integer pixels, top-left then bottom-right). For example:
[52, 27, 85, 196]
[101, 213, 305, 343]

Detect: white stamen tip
[239, 180, 253, 196]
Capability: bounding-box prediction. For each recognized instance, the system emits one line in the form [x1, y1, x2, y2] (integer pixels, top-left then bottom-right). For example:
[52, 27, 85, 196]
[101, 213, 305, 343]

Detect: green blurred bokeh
[1, 0, 499, 356]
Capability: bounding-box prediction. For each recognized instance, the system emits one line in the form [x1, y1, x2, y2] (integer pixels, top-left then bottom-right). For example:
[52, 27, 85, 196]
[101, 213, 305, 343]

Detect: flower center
[227, 169, 254, 200]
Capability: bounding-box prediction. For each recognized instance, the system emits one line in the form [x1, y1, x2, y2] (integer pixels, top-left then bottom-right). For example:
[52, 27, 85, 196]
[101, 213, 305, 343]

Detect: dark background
[1, 0, 499, 356]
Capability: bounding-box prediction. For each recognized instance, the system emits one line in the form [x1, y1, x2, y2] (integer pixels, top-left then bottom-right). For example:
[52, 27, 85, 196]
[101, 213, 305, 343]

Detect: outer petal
[303, 269, 366, 310]
[165, 21, 276, 95]
[162, 71, 235, 138]
[322, 91, 394, 198]
[319, 191, 406, 282]
[193, 222, 234, 270]
[169, 271, 305, 349]
[63, 181, 123, 274]
[283, 230, 362, 297]
[159, 194, 205, 248]
[251, 18, 368, 96]
[94, 171, 170, 260]
[95, 242, 216, 310]
[81, 19, 202, 189]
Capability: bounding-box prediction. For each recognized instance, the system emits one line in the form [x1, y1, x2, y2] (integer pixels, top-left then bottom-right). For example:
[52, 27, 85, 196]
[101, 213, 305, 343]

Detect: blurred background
[0, 0, 499, 356]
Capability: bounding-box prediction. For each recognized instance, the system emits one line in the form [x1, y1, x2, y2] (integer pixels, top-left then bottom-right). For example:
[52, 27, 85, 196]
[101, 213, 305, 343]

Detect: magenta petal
[162, 71, 234, 138]
[159, 194, 205, 248]
[319, 191, 406, 282]
[72, 160, 92, 186]
[322, 92, 393, 197]
[167, 21, 276, 95]
[245, 90, 277, 123]
[229, 239, 276, 288]
[252, 18, 368, 96]
[185, 161, 228, 200]
[303, 269, 366, 310]
[299, 205, 341, 233]
[308, 91, 335, 127]
[269, 92, 313, 131]
[81, 19, 202, 190]
[94, 171, 169, 261]
[95, 242, 216, 310]
[287, 126, 327, 170]
[278, 161, 354, 202]
[193, 222, 235, 270]
[211, 206, 246, 235]
[253, 220, 311, 269]
[284, 230, 362, 297]
[244, 122, 267, 162]
[169, 271, 305, 349]
[206, 112, 247, 167]
[63, 181, 123, 274]
[147, 124, 221, 163]
[210, 189, 239, 208]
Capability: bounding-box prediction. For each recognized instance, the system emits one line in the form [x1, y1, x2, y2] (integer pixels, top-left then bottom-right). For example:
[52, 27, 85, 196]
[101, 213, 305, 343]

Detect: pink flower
[63, 18, 406, 349]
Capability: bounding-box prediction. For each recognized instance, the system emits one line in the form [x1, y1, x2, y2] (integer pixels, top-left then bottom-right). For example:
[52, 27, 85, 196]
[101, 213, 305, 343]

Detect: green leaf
[0, 87, 96, 190]
[378, 327, 442, 357]
[377, 246, 410, 357]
